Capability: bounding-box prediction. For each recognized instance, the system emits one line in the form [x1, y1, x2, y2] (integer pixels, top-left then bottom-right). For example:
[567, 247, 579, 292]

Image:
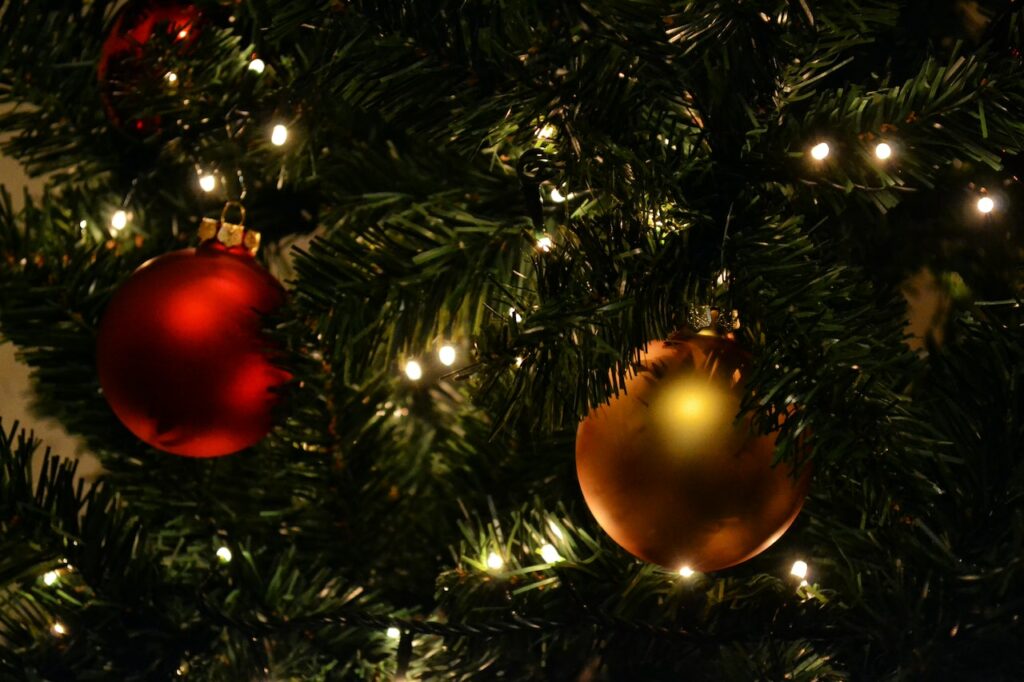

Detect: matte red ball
[576, 336, 810, 572]
[97, 0, 203, 134]
[97, 244, 289, 457]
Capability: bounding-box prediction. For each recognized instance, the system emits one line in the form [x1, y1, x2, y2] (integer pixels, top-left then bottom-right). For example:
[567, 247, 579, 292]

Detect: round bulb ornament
[575, 334, 810, 572]
[96, 203, 290, 457]
[97, 0, 203, 134]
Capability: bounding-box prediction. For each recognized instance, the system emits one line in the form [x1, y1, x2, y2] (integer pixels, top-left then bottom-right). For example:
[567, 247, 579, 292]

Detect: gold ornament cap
[199, 201, 261, 255]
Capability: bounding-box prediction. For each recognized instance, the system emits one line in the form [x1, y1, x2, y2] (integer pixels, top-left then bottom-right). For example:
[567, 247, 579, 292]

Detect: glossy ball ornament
[576, 335, 810, 572]
[97, 0, 202, 134]
[97, 243, 289, 457]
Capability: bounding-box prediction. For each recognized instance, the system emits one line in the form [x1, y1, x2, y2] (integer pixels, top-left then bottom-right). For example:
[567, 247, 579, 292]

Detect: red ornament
[576, 335, 810, 572]
[97, 236, 289, 457]
[97, 0, 202, 134]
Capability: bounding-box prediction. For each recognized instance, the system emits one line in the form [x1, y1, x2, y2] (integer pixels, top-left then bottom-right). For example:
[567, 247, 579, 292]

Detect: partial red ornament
[96, 206, 289, 457]
[576, 335, 810, 572]
[97, 0, 202, 134]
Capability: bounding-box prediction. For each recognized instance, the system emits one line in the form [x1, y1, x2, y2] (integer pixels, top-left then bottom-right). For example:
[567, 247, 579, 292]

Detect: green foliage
[0, 0, 1023, 679]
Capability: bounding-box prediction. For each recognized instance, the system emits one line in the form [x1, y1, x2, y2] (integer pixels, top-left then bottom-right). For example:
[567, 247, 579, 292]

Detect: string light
[111, 210, 128, 231]
[977, 196, 995, 214]
[790, 559, 808, 579]
[874, 142, 893, 160]
[536, 123, 557, 139]
[198, 173, 216, 192]
[539, 544, 562, 563]
[215, 546, 233, 563]
[404, 360, 423, 381]
[271, 124, 289, 146]
[386, 627, 401, 639]
[164, 71, 178, 84]
[176, 28, 190, 40]
[678, 566, 695, 578]
[42, 570, 60, 586]
[509, 307, 523, 323]
[51, 621, 67, 636]
[514, 356, 524, 367]
[78, 220, 87, 230]
[536, 235, 554, 252]
[810, 142, 831, 160]
[486, 551, 504, 570]
[438, 345, 456, 366]
[248, 57, 266, 74]
[549, 188, 566, 203]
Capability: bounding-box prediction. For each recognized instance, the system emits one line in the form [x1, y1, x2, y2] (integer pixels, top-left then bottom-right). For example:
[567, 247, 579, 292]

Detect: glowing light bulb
[679, 566, 695, 578]
[438, 345, 456, 366]
[404, 360, 423, 381]
[790, 560, 808, 579]
[514, 356, 524, 367]
[874, 142, 892, 160]
[536, 235, 554, 252]
[216, 546, 233, 563]
[271, 124, 289, 146]
[509, 307, 523, 323]
[51, 621, 67, 636]
[176, 28, 190, 40]
[43, 570, 59, 586]
[386, 626, 401, 639]
[248, 57, 266, 74]
[198, 173, 216, 192]
[810, 142, 830, 160]
[536, 123, 557, 139]
[164, 71, 178, 83]
[977, 196, 995, 214]
[111, 210, 128, 231]
[486, 551, 504, 570]
[549, 188, 566, 203]
[539, 544, 562, 563]
[78, 219, 87, 230]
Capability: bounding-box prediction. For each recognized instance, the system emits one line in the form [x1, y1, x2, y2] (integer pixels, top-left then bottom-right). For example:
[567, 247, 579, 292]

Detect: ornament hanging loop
[221, 200, 246, 226]
[199, 202, 261, 256]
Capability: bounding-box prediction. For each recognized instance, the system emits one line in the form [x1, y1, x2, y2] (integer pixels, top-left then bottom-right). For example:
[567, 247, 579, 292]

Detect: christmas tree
[1, 1, 1022, 679]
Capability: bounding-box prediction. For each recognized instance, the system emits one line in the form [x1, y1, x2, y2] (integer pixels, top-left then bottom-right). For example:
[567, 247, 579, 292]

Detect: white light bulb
[164, 71, 178, 83]
[536, 123, 557, 139]
[790, 560, 808, 579]
[509, 307, 523, 323]
[810, 142, 830, 160]
[248, 58, 266, 74]
[486, 551, 504, 570]
[111, 210, 128, 231]
[536, 235, 554, 252]
[549, 188, 566, 203]
[271, 124, 289, 146]
[43, 570, 59, 586]
[51, 621, 67, 636]
[386, 626, 401, 640]
[678, 566, 695, 578]
[198, 173, 216, 192]
[176, 28, 190, 40]
[874, 142, 892, 160]
[404, 360, 423, 381]
[514, 356, 524, 367]
[216, 546, 233, 563]
[977, 196, 995, 214]
[438, 345, 456, 366]
[78, 220, 87, 230]
[539, 544, 562, 563]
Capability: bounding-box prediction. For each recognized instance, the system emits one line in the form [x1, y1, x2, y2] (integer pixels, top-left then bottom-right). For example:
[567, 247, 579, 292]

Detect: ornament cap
[199, 202, 261, 256]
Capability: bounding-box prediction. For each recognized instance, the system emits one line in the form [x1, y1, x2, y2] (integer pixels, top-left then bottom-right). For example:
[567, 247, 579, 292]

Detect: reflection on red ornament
[97, 0, 203, 134]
